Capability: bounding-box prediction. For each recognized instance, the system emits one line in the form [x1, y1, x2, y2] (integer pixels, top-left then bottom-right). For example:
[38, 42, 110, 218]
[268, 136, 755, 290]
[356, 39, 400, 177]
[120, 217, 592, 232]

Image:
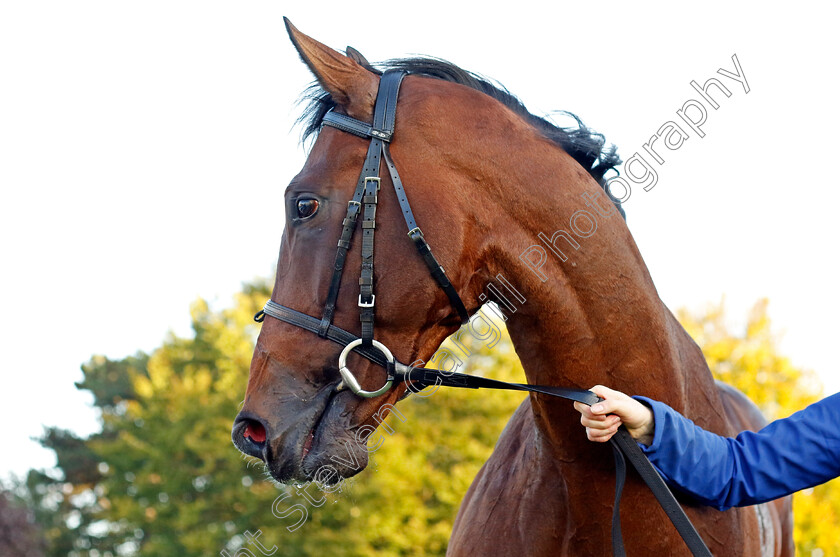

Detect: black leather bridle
[254, 69, 711, 556]
[256, 70, 469, 397]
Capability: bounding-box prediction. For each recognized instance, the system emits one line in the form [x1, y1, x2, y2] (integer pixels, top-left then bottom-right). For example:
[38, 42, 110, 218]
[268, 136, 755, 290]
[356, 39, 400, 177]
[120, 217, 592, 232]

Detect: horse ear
[284, 18, 379, 121]
[346, 46, 382, 75]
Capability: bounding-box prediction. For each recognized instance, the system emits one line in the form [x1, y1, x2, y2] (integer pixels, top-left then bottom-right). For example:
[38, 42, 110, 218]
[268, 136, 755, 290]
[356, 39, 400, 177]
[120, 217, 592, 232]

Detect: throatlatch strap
[382, 145, 469, 324]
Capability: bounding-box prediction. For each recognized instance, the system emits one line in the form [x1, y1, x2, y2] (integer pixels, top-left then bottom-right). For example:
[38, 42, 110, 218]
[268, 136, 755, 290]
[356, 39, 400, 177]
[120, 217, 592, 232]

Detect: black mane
[298, 56, 623, 210]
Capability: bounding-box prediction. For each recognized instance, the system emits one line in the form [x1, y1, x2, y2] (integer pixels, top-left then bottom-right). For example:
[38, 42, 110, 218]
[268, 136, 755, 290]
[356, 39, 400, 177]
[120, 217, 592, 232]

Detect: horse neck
[470, 142, 715, 450]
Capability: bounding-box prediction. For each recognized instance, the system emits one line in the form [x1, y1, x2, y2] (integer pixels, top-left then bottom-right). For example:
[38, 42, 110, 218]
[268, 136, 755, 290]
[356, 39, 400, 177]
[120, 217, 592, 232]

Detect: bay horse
[232, 19, 794, 556]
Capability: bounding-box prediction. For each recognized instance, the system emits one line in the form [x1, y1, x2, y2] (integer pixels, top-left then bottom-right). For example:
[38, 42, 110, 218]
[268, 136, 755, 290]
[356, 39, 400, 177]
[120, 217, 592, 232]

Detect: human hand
[573, 385, 655, 445]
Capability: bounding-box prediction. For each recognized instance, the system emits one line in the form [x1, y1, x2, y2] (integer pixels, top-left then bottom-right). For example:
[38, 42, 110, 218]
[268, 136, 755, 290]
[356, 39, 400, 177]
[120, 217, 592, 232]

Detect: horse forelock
[296, 57, 622, 191]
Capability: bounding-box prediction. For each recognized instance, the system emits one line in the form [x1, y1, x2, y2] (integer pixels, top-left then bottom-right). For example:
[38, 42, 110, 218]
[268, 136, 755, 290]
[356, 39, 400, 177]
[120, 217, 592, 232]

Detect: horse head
[231, 19, 502, 484]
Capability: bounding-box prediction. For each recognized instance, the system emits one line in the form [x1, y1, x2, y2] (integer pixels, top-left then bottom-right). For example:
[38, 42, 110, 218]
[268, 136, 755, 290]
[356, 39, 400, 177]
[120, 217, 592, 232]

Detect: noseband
[255, 70, 469, 397]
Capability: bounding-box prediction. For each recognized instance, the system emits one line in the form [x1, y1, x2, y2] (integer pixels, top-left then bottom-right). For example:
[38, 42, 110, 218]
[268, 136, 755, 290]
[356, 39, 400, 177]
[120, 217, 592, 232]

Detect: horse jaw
[237, 330, 414, 484]
[284, 17, 379, 122]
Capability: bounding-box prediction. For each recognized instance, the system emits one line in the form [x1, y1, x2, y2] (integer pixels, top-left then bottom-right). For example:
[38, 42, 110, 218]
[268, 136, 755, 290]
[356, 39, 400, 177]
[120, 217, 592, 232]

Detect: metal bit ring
[337, 339, 395, 398]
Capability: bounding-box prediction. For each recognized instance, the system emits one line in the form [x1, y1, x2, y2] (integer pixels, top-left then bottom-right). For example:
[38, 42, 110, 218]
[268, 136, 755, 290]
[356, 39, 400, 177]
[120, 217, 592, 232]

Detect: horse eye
[296, 198, 319, 220]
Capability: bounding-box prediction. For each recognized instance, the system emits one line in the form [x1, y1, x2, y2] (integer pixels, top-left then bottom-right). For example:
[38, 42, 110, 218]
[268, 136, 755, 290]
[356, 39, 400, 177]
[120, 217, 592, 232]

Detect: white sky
[1, 2, 838, 479]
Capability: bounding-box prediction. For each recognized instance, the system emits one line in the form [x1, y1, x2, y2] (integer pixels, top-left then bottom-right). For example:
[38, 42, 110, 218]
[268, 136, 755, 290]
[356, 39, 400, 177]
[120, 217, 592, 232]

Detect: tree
[0, 488, 46, 557]
[22, 282, 525, 556]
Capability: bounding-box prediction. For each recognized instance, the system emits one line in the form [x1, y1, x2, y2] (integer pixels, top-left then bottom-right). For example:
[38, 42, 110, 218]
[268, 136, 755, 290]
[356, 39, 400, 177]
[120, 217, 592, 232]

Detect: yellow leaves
[679, 298, 822, 419]
[746, 299, 771, 339]
[133, 375, 154, 399]
[678, 299, 838, 555]
[191, 368, 212, 394]
[793, 481, 840, 555]
[145, 352, 175, 396]
[189, 298, 210, 324]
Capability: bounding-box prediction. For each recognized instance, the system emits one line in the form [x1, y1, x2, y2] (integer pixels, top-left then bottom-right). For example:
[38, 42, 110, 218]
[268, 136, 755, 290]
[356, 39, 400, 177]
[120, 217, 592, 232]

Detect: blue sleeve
[633, 392, 840, 511]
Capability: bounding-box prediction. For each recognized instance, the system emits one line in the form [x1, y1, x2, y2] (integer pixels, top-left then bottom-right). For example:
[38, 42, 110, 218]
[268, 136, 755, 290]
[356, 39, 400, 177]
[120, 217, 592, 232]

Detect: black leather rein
[255, 70, 711, 557]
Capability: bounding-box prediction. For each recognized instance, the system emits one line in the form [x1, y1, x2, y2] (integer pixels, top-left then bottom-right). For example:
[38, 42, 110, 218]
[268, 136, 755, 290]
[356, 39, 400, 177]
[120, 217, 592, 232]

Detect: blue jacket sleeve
[633, 392, 840, 511]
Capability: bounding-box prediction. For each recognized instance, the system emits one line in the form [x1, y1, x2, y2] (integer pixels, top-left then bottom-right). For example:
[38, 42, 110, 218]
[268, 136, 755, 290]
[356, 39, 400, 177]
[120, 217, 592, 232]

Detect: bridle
[256, 70, 468, 397]
[254, 69, 711, 556]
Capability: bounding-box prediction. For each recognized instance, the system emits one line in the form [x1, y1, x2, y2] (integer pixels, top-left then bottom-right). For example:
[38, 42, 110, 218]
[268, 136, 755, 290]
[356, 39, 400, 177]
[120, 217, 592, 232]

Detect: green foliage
[678, 299, 838, 556]
[19, 280, 280, 556]
[87, 282, 277, 555]
[21, 283, 524, 556]
[76, 353, 147, 413]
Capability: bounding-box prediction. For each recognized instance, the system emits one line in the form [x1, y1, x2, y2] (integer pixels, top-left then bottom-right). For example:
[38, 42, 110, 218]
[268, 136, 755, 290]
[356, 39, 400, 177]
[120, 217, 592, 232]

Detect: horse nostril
[243, 421, 266, 444]
[233, 416, 269, 459]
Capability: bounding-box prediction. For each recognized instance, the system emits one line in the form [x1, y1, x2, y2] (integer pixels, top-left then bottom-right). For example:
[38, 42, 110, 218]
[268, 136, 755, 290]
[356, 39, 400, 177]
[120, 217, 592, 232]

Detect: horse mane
[298, 56, 624, 214]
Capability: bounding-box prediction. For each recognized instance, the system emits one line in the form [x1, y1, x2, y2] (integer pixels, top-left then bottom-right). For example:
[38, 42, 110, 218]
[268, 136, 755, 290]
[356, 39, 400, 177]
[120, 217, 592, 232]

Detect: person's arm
[575, 387, 840, 511]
